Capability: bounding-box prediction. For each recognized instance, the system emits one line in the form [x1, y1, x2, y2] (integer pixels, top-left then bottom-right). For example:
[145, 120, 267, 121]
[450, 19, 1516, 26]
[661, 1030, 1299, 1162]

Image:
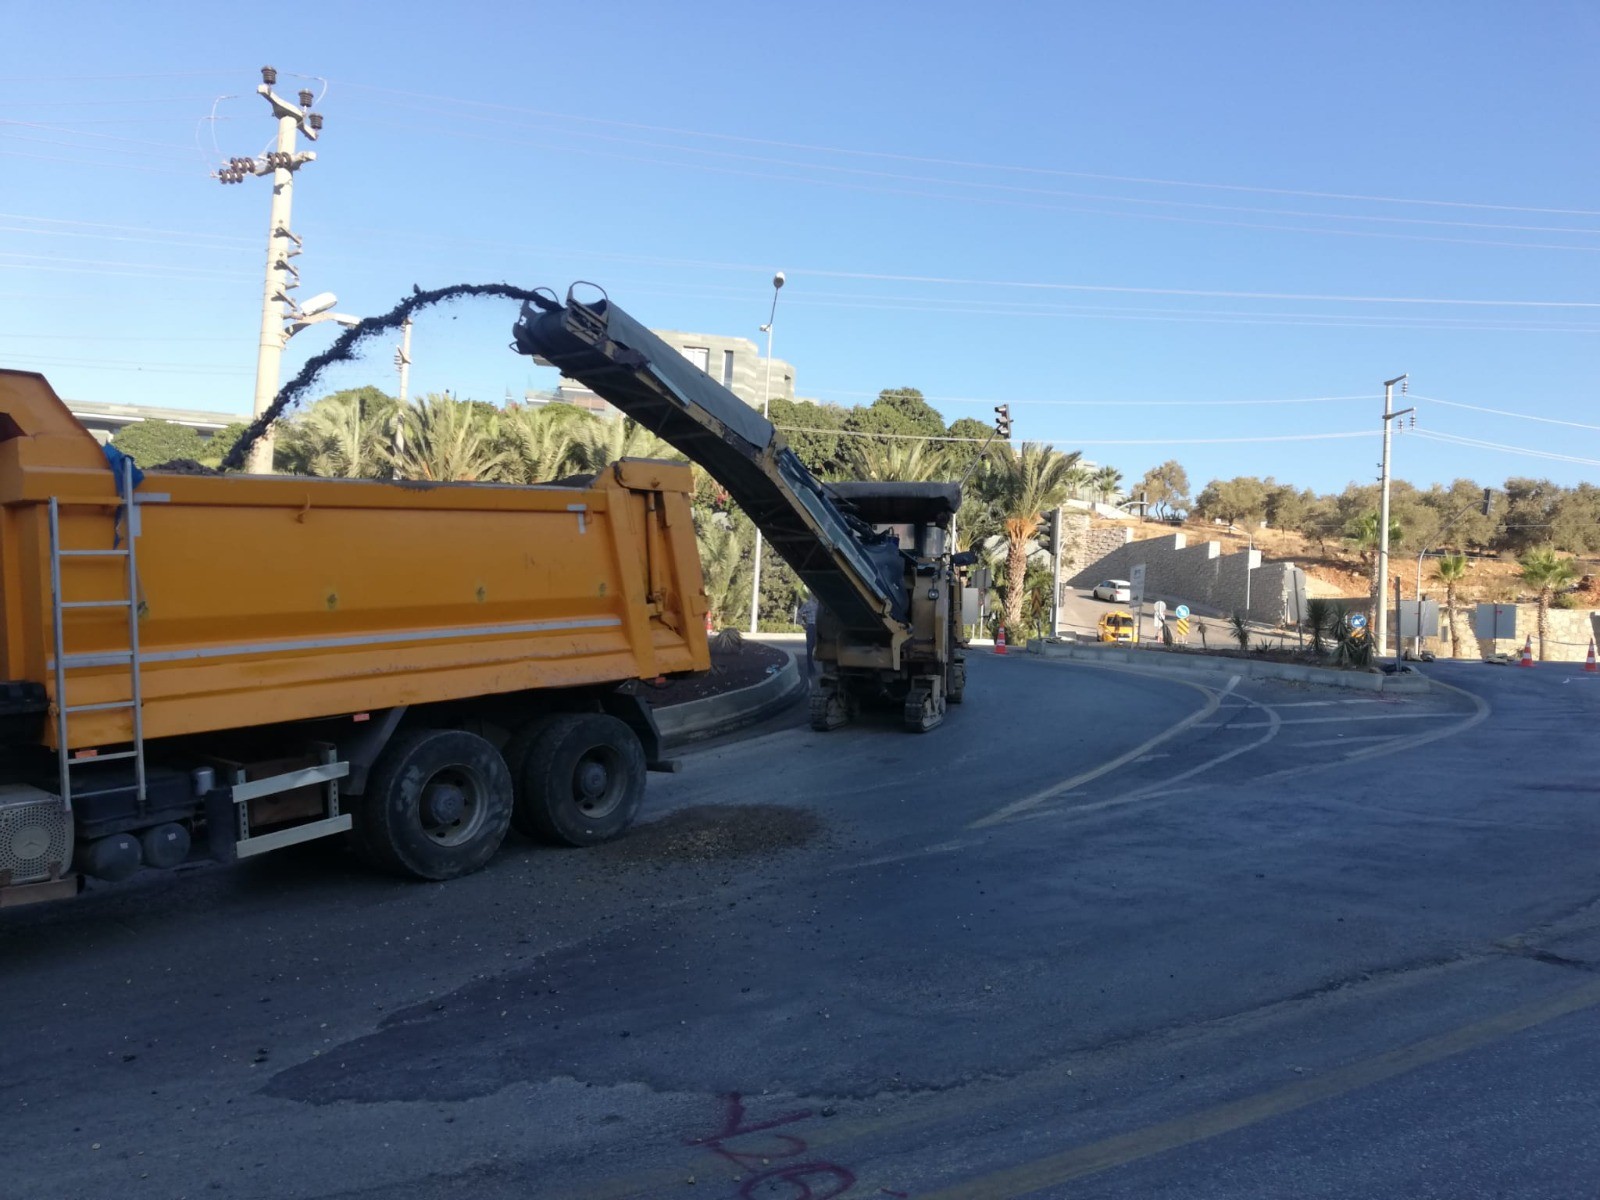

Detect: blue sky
[3, 1, 1597, 493]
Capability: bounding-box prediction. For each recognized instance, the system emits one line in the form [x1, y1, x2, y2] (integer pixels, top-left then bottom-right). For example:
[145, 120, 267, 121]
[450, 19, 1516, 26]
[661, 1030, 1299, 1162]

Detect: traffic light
[994, 404, 1012, 439]
[1481, 487, 1494, 517]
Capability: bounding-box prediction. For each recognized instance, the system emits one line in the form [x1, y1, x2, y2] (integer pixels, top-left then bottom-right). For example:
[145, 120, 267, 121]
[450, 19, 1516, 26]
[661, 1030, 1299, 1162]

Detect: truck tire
[510, 713, 645, 847]
[355, 729, 513, 880]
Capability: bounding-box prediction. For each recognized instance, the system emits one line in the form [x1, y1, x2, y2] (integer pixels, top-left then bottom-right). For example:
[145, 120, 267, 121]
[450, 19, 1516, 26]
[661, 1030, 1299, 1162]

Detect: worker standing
[798, 592, 819, 678]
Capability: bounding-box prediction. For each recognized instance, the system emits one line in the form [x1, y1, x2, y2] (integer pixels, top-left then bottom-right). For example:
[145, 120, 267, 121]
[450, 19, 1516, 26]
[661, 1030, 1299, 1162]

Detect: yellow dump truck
[0, 369, 710, 907]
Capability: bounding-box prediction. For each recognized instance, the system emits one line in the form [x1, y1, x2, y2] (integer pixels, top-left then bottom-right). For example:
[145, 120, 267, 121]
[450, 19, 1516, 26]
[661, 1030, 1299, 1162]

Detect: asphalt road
[5, 653, 1600, 1199]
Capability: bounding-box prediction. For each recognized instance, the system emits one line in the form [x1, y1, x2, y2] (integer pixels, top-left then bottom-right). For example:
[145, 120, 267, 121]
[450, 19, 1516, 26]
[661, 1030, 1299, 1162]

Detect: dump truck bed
[0, 370, 710, 752]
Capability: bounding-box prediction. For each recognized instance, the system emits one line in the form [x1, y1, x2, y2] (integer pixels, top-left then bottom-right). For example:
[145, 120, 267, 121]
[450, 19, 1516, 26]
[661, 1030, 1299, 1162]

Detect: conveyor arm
[511, 293, 908, 637]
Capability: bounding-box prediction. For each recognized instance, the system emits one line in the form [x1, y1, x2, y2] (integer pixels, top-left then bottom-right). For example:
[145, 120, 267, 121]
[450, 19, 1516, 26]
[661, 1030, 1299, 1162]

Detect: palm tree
[1091, 465, 1122, 504]
[1434, 552, 1472, 658]
[572, 417, 680, 473]
[989, 442, 1082, 635]
[395, 394, 508, 483]
[844, 437, 951, 482]
[1063, 462, 1092, 502]
[1519, 547, 1578, 660]
[498, 403, 592, 484]
[1345, 511, 1403, 614]
[284, 390, 398, 478]
[696, 518, 747, 628]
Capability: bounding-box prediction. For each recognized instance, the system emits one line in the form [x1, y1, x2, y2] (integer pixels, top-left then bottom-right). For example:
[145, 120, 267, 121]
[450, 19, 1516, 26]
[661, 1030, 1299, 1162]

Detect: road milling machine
[512, 288, 972, 733]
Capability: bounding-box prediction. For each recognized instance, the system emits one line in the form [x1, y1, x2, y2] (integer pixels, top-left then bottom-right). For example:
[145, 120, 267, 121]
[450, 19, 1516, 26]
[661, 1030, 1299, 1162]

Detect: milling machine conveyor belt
[512, 294, 909, 637]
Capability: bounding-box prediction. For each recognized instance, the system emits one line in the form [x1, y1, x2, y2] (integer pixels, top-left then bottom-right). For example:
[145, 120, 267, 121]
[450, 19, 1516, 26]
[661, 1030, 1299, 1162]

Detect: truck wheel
[511, 714, 645, 847]
[356, 729, 513, 880]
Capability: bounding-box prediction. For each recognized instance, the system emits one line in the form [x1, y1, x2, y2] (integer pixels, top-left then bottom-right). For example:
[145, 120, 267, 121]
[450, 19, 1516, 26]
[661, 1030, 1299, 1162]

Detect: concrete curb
[654, 647, 805, 746]
[1026, 638, 1432, 694]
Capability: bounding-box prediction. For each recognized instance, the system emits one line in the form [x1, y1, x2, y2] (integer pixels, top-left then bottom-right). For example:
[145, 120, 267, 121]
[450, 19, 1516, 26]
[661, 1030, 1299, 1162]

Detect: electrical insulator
[261, 66, 277, 85]
[308, 113, 323, 131]
[298, 90, 314, 108]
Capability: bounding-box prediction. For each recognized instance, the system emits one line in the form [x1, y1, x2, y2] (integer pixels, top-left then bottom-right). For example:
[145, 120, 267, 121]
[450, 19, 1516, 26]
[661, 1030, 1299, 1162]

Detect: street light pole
[1244, 530, 1254, 616]
[747, 271, 785, 634]
[1375, 373, 1413, 659]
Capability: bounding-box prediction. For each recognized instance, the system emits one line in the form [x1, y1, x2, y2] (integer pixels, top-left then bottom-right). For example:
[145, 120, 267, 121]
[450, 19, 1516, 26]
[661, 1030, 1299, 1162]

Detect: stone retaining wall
[1068, 529, 1307, 625]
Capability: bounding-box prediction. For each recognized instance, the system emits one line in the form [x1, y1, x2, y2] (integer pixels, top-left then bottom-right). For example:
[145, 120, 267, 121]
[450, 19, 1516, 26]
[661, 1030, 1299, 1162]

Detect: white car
[1091, 579, 1132, 603]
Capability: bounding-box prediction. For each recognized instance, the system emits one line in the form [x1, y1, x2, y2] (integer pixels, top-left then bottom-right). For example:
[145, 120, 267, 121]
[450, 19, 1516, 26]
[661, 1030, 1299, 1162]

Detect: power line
[0, 147, 196, 176]
[0, 120, 202, 155]
[797, 269, 1600, 309]
[0, 252, 248, 279]
[353, 107, 1600, 240]
[8, 355, 253, 376]
[1412, 429, 1600, 468]
[0, 212, 248, 241]
[0, 70, 249, 83]
[336, 80, 1600, 219]
[803, 391, 1376, 408]
[343, 115, 1600, 256]
[775, 425, 1376, 446]
[0, 223, 1563, 326]
[1416, 395, 1600, 433]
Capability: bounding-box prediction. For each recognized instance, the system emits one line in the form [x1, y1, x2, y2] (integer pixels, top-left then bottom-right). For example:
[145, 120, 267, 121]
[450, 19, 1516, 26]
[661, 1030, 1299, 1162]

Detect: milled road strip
[970, 672, 1237, 829]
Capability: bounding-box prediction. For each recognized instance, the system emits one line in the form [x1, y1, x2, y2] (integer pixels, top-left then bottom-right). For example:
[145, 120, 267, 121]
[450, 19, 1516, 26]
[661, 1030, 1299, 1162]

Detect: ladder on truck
[46, 455, 146, 812]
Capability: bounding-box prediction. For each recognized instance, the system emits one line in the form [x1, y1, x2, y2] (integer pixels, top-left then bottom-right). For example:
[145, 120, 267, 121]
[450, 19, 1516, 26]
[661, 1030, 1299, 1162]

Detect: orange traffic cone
[995, 625, 1008, 655]
[1519, 635, 1534, 667]
[704, 611, 714, 634]
[1587, 639, 1597, 673]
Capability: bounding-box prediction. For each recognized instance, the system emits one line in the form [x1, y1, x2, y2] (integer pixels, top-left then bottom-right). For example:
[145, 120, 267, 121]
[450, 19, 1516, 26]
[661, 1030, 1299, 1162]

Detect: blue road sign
[1175, 604, 1190, 620]
[1350, 613, 1368, 629]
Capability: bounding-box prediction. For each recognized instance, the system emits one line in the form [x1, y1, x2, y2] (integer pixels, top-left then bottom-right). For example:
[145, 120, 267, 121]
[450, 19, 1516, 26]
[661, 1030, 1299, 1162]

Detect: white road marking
[1203, 712, 1460, 729]
[1294, 734, 1403, 748]
[1076, 694, 1284, 813]
[971, 675, 1239, 829]
[1270, 699, 1388, 708]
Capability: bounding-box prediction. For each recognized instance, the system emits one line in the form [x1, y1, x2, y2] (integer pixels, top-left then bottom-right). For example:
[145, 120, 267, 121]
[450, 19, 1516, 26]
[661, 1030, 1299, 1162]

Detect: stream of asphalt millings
[219, 282, 561, 472]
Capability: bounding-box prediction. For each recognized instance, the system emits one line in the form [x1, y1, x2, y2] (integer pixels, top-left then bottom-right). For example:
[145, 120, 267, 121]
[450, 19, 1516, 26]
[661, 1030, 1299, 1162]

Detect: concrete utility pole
[748, 271, 785, 634]
[216, 67, 322, 474]
[395, 319, 413, 406]
[392, 318, 413, 462]
[1375, 373, 1414, 659]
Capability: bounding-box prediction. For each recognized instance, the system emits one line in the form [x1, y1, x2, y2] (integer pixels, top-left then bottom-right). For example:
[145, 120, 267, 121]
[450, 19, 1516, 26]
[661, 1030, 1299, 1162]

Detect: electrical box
[961, 587, 982, 627]
[1397, 600, 1441, 639]
[1474, 603, 1518, 641]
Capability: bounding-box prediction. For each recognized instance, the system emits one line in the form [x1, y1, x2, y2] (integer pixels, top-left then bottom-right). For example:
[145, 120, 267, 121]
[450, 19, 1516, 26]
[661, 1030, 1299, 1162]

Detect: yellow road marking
[919, 977, 1600, 1200]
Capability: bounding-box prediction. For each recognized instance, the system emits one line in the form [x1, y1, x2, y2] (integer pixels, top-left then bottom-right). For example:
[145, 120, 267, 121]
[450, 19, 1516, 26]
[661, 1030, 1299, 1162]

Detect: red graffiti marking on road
[687, 1092, 901, 1199]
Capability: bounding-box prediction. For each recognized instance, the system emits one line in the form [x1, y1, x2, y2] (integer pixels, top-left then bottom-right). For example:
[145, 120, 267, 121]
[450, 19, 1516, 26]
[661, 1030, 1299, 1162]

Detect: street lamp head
[772, 271, 785, 290]
[299, 291, 338, 317]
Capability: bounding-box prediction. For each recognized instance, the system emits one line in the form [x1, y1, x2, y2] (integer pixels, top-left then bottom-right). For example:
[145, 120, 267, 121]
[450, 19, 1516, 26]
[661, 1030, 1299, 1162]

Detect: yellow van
[1097, 610, 1139, 644]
